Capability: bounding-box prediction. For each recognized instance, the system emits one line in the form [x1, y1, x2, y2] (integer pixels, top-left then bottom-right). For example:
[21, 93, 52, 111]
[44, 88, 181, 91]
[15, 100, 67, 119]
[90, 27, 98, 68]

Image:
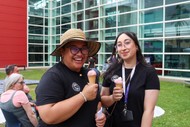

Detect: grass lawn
[0, 69, 190, 127]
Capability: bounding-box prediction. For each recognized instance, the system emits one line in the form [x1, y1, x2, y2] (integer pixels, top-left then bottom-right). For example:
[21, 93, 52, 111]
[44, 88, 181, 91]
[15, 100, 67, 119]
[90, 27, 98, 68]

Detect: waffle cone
[116, 83, 122, 88]
[88, 75, 96, 84]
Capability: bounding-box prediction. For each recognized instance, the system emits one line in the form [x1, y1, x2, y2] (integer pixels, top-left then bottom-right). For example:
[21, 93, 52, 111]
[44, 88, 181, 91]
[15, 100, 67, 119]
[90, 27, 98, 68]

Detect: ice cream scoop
[87, 69, 96, 84]
[114, 77, 123, 88]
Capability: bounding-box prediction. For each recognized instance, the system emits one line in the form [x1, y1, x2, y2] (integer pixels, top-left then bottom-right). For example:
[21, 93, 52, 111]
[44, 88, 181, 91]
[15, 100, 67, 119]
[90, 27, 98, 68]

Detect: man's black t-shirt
[36, 62, 100, 127]
[102, 63, 160, 127]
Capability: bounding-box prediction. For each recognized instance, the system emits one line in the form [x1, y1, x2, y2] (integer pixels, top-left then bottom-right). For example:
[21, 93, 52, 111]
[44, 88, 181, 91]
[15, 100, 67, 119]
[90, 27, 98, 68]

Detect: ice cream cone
[115, 83, 123, 88]
[87, 69, 96, 85]
[88, 75, 96, 84]
[114, 77, 123, 88]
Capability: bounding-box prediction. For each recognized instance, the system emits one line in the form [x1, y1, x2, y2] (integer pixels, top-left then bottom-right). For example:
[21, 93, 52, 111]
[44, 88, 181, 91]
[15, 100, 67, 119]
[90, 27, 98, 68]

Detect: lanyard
[122, 64, 136, 104]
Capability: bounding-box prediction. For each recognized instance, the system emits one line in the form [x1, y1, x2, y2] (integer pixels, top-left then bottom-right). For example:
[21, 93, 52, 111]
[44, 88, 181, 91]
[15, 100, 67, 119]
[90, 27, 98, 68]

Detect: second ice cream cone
[115, 83, 122, 88]
[114, 77, 123, 89]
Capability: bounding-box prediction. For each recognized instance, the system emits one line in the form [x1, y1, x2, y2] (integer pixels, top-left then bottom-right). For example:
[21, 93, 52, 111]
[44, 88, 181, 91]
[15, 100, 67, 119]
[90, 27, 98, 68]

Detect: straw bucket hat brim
[51, 29, 101, 57]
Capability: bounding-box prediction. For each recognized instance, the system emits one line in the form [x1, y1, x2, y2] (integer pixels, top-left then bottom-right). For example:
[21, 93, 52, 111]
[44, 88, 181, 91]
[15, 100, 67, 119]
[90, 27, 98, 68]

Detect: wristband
[80, 92, 87, 102]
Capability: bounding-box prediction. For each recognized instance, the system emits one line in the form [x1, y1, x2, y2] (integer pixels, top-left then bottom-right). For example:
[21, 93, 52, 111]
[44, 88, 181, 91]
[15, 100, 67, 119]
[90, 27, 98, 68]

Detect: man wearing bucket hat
[35, 29, 106, 127]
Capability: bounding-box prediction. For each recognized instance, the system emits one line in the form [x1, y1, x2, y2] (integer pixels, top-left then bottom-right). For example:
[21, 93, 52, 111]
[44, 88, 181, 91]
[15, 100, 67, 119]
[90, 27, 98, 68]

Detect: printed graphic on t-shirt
[111, 75, 119, 82]
[72, 82, 80, 92]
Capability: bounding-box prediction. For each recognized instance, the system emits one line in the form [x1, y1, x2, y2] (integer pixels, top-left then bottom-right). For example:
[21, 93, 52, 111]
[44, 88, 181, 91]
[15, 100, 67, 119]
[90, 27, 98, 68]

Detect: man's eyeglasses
[66, 46, 89, 55]
[17, 81, 25, 85]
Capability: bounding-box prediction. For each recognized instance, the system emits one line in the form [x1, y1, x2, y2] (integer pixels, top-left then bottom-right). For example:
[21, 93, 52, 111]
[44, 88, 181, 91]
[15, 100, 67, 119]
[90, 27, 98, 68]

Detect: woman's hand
[112, 86, 123, 101]
[95, 112, 106, 127]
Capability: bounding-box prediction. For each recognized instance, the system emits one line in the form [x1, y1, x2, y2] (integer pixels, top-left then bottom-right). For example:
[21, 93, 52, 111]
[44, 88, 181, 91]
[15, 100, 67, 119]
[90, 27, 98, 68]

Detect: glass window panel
[99, 29, 116, 41]
[44, 45, 48, 52]
[85, 0, 98, 8]
[52, 8, 57, 17]
[29, 54, 43, 62]
[118, 0, 137, 12]
[29, 0, 41, 5]
[141, 0, 163, 9]
[104, 5, 116, 16]
[140, 8, 163, 23]
[105, 41, 114, 52]
[85, 8, 99, 19]
[55, 36, 60, 44]
[29, 44, 43, 52]
[29, 35, 43, 44]
[56, 26, 60, 34]
[45, 9, 48, 17]
[141, 23, 163, 38]
[142, 40, 163, 53]
[61, 5, 71, 14]
[144, 54, 162, 67]
[45, 36, 48, 44]
[101, 0, 125, 4]
[29, 6, 43, 16]
[85, 19, 98, 30]
[118, 12, 137, 26]
[165, 55, 190, 69]
[165, 20, 190, 37]
[105, 16, 116, 28]
[57, 0, 60, 6]
[76, 11, 83, 21]
[165, 4, 190, 21]
[144, 54, 163, 75]
[45, 18, 48, 26]
[85, 31, 98, 40]
[77, 22, 83, 29]
[61, 24, 71, 34]
[100, 3, 117, 17]
[56, 7, 60, 16]
[45, 27, 48, 35]
[29, 16, 43, 25]
[118, 26, 137, 34]
[165, 38, 190, 52]
[105, 29, 116, 40]
[29, 26, 43, 34]
[61, 15, 71, 24]
[77, 0, 84, 10]
[166, 0, 190, 4]
[56, 17, 60, 25]
[61, 0, 71, 5]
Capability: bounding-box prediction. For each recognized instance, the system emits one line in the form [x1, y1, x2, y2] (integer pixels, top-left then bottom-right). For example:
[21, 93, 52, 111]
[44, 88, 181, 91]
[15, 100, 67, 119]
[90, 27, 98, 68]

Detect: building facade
[27, 0, 190, 81]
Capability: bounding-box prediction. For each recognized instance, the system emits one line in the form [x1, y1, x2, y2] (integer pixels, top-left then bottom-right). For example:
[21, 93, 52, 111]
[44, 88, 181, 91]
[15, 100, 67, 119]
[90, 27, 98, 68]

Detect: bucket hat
[51, 29, 101, 57]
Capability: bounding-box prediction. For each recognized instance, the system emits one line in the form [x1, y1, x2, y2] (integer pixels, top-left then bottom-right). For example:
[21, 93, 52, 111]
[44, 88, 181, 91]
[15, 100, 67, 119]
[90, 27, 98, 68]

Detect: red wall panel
[0, 0, 27, 68]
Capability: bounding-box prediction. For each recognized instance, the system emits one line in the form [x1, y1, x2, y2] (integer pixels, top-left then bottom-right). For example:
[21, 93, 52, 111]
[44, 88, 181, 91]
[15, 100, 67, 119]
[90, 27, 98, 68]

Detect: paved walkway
[0, 106, 165, 124]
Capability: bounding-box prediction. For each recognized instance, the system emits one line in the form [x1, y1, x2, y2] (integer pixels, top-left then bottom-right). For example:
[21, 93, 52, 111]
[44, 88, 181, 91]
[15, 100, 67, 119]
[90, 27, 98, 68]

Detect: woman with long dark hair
[101, 32, 160, 127]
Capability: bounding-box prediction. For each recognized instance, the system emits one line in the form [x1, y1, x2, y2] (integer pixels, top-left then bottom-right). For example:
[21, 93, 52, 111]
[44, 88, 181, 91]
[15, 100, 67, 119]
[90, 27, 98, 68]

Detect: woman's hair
[5, 64, 17, 75]
[103, 32, 148, 79]
[4, 73, 23, 91]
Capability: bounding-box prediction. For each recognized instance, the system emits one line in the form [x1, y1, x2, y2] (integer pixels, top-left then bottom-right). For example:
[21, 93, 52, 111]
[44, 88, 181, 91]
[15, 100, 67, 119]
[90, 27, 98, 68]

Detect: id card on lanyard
[122, 64, 136, 104]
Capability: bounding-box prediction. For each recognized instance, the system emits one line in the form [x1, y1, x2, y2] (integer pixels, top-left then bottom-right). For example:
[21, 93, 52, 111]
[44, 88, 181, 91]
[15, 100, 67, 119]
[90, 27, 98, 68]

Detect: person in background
[87, 56, 100, 84]
[3, 64, 33, 101]
[109, 54, 117, 64]
[101, 32, 160, 127]
[35, 28, 106, 127]
[87, 56, 96, 69]
[0, 73, 38, 127]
